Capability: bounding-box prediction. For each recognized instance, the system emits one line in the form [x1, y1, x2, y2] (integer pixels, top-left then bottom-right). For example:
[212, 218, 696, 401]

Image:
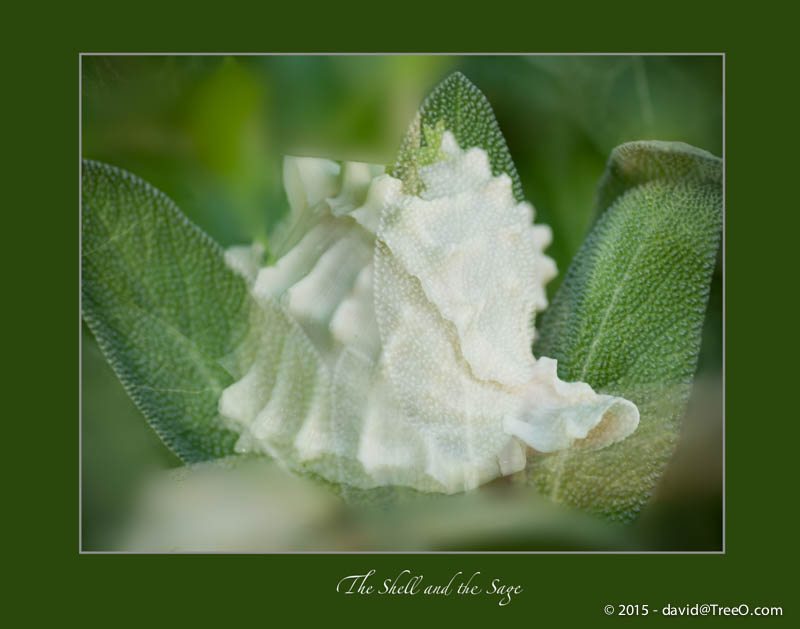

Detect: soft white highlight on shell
[220, 133, 639, 494]
[502, 357, 639, 452]
[379, 132, 556, 386]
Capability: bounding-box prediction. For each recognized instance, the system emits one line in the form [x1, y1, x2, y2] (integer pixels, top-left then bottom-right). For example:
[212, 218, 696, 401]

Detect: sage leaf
[389, 72, 523, 201]
[592, 140, 723, 223]
[81, 160, 252, 462]
[530, 141, 722, 520]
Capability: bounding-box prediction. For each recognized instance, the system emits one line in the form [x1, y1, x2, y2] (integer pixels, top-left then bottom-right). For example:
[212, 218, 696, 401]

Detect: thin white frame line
[75, 546, 727, 557]
[78, 53, 84, 555]
[721, 53, 726, 555]
[79, 52, 724, 56]
[78, 52, 726, 555]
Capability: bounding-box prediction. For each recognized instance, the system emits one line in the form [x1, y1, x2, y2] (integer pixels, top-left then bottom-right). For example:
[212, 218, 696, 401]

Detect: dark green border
[13, 3, 795, 622]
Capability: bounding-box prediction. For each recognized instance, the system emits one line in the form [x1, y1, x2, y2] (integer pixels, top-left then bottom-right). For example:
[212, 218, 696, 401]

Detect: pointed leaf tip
[389, 72, 523, 201]
[81, 159, 253, 462]
[531, 141, 722, 520]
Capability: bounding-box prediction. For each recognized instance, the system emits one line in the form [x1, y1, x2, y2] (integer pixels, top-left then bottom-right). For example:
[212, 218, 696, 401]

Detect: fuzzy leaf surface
[82, 159, 252, 461]
[530, 141, 722, 520]
[389, 72, 523, 201]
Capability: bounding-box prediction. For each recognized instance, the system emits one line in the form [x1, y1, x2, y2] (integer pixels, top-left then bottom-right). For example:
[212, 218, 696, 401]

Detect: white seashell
[219, 132, 639, 494]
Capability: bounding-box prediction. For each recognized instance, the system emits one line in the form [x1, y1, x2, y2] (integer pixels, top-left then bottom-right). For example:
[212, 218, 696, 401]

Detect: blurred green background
[81, 55, 722, 551]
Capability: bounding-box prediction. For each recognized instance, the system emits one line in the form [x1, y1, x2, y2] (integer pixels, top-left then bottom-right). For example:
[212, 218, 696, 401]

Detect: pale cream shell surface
[219, 132, 639, 494]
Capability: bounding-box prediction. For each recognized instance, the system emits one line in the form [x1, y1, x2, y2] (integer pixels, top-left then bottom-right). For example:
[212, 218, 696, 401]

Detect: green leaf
[592, 140, 722, 223]
[389, 71, 523, 201]
[530, 141, 722, 521]
[81, 159, 252, 462]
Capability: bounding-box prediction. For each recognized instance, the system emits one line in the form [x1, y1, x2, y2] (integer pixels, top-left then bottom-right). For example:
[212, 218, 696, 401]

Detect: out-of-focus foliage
[82, 55, 722, 551]
[82, 56, 721, 271]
